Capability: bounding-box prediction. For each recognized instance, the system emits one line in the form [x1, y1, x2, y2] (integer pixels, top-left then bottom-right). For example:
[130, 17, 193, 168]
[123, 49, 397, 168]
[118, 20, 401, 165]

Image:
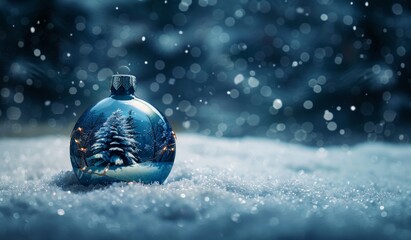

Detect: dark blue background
[0, 0, 410, 146]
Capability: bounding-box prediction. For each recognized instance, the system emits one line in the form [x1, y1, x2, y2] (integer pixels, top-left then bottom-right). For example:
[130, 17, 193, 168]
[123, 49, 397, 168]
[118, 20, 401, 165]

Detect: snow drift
[0, 134, 410, 239]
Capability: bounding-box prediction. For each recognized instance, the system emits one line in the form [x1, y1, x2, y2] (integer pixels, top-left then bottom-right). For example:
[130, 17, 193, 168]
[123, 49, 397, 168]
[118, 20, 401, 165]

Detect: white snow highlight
[0, 135, 410, 239]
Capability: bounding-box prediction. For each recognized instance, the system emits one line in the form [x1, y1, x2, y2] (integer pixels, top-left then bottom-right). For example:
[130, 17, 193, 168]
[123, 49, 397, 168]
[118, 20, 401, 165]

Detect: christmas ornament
[69, 67, 176, 185]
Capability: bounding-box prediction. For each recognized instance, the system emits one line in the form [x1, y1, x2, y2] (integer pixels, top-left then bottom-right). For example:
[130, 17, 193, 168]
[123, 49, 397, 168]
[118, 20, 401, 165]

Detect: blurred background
[0, 0, 410, 146]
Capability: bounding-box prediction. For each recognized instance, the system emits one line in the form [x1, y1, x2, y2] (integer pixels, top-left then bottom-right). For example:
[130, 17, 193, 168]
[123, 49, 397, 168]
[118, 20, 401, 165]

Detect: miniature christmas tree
[88, 109, 140, 167]
[152, 119, 175, 162]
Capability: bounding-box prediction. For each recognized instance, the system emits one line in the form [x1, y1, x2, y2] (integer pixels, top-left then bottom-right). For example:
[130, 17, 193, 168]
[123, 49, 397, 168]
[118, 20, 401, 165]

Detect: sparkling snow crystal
[1, 135, 411, 239]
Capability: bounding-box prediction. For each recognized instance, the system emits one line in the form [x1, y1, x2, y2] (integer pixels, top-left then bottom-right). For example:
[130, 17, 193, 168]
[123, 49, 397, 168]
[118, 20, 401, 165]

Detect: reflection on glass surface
[70, 74, 176, 185]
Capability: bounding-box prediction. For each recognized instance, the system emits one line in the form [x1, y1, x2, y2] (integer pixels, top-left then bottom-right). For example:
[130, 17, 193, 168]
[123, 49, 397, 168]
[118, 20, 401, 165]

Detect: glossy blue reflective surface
[70, 94, 176, 185]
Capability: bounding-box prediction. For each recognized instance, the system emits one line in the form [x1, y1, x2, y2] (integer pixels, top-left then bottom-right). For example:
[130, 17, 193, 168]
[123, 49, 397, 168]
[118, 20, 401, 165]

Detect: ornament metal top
[69, 70, 176, 185]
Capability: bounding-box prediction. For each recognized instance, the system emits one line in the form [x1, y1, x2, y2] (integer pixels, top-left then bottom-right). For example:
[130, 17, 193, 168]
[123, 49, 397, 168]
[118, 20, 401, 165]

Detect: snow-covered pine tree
[88, 109, 140, 167]
[121, 110, 140, 164]
[152, 119, 174, 162]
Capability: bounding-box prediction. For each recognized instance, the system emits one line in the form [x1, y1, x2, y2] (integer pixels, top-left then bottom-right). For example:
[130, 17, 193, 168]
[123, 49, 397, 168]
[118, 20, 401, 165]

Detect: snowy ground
[1, 134, 411, 239]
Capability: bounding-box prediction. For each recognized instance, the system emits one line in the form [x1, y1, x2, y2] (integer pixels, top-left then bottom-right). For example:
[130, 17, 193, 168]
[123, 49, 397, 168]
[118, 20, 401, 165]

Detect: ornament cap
[110, 74, 137, 95]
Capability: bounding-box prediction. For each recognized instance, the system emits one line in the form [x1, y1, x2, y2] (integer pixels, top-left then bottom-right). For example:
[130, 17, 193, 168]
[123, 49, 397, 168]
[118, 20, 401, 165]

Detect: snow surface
[1, 134, 411, 239]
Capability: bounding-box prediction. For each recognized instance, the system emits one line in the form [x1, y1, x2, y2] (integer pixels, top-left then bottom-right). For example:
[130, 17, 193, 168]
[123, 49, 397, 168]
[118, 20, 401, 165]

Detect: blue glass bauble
[70, 73, 176, 185]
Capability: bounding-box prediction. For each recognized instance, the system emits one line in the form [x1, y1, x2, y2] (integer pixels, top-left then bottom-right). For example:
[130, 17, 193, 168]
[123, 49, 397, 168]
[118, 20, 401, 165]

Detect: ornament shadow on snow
[69, 70, 176, 185]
